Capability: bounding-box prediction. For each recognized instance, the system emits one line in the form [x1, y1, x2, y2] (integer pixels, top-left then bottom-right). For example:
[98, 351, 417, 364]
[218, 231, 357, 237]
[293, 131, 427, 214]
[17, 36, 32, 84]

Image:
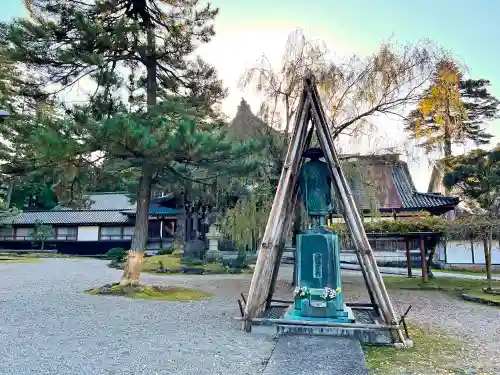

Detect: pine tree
[443, 147, 500, 290]
[1, 0, 263, 285]
[405, 59, 497, 158]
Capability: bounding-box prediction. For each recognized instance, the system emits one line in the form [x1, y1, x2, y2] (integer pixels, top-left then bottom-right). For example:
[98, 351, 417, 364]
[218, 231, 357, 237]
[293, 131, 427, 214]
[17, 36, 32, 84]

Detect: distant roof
[337, 155, 459, 214]
[3, 192, 178, 226]
[0, 210, 132, 225]
[52, 192, 135, 211]
[227, 98, 280, 141]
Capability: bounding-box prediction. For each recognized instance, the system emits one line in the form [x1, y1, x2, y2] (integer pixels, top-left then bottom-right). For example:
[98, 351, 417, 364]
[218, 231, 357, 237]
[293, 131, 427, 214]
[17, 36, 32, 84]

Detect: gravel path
[341, 275, 500, 374]
[1, 259, 497, 375]
[390, 290, 500, 373]
[0, 258, 277, 375]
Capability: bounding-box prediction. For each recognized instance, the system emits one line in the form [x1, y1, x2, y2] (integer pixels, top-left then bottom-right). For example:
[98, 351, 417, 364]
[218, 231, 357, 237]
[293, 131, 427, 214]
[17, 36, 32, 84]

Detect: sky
[2, 0, 499, 191]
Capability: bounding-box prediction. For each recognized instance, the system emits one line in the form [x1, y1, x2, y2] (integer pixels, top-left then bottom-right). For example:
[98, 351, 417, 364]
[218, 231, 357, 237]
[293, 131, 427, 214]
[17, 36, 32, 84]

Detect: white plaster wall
[438, 240, 500, 265]
[77, 226, 99, 241]
[329, 216, 395, 224]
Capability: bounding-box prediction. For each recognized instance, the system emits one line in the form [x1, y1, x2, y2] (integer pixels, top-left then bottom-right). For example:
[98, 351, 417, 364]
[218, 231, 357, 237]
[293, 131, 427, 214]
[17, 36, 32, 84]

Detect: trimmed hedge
[329, 214, 500, 240]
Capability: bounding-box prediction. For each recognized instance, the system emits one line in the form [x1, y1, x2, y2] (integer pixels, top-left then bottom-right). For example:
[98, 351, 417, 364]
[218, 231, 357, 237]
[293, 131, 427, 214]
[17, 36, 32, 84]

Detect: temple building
[0, 99, 459, 254]
[334, 154, 459, 220]
[0, 192, 180, 254]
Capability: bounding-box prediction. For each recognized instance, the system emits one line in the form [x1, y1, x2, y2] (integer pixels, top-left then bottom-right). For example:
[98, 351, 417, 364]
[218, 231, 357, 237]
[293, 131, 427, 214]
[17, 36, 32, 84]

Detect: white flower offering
[322, 286, 341, 301]
[294, 286, 310, 299]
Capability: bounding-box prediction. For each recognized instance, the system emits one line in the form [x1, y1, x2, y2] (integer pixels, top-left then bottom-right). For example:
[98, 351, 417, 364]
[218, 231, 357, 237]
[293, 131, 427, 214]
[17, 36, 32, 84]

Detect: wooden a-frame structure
[243, 75, 407, 346]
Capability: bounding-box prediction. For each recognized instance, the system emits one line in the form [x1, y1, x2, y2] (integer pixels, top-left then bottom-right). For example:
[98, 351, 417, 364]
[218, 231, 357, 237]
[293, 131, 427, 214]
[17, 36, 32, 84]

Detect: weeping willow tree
[218, 185, 273, 252]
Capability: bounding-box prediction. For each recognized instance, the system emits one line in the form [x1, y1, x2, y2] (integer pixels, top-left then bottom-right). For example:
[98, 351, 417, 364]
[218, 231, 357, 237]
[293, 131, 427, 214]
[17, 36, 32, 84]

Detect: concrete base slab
[262, 335, 368, 375]
[275, 324, 393, 345]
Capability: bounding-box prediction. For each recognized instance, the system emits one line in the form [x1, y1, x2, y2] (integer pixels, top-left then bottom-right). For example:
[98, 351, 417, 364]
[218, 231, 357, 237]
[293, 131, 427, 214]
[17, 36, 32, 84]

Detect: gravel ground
[341, 275, 500, 374]
[1, 259, 498, 375]
[0, 258, 277, 375]
[390, 290, 500, 373]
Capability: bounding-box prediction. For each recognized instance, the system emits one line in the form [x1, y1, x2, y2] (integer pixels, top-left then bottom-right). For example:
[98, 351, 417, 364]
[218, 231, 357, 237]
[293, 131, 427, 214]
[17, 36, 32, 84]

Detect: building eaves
[0, 210, 132, 225]
[392, 164, 459, 209]
[52, 192, 135, 211]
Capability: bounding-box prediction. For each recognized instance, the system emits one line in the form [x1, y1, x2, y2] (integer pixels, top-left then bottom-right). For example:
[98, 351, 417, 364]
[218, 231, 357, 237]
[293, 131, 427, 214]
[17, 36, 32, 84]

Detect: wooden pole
[243, 93, 311, 331]
[470, 238, 475, 264]
[240, 317, 399, 330]
[405, 239, 412, 278]
[265, 182, 302, 309]
[419, 235, 428, 283]
[306, 78, 405, 345]
[311, 103, 388, 322]
[267, 124, 314, 301]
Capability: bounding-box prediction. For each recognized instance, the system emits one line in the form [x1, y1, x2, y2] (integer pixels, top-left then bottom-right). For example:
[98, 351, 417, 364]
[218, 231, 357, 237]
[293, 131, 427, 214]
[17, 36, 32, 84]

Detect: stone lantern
[204, 212, 222, 261]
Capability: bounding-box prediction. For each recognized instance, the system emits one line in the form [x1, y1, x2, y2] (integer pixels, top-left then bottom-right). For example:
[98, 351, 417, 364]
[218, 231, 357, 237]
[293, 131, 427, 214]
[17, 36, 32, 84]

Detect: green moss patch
[363, 324, 462, 375]
[85, 283, 213, 301]
[462, 291, 500, 307]
[0, 257, 41, 264]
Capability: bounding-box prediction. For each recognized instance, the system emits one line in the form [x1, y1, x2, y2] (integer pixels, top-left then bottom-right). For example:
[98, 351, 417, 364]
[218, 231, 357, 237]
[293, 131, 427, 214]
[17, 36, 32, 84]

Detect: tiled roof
[3, 192, 180, 225]
[53, 192, 135, 211]
[0, 210, 132, 225]
[391, 164, 458, 210]
[337, 156, 459, 213]
[122, 207, 181, 216]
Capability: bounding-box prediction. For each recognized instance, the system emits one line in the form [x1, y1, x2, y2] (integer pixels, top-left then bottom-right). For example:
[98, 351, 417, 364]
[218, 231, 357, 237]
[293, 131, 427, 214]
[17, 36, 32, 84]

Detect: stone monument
[284, 147, 354, 323]
[205, 224, 222, 261]
[183, 238, 206, 260]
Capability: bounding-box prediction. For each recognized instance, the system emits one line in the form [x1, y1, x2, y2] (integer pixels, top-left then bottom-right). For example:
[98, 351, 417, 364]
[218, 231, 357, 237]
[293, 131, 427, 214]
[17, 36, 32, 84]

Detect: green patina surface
[285, 148, 353, 323]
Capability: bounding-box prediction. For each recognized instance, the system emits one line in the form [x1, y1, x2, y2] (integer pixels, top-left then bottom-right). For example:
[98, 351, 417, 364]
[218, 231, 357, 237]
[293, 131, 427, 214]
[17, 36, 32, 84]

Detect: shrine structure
[240, 75, 412, 347]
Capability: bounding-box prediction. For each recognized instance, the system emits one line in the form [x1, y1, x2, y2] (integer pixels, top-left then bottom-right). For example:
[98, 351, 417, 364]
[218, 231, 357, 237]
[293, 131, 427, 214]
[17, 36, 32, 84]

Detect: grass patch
[0, 257, 41, 263]
[141, 254, 251, 274]
[413, 267, 500, 277]
[363, 324, 463, 375]
[383, 275, 500, 297]
[467, 290, 500, 304]
[85, 283, 213, 301]
[142, 254, 181, 272]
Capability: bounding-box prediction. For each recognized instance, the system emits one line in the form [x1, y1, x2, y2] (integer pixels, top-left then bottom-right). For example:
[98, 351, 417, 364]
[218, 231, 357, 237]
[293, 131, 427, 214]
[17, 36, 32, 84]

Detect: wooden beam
[239, 317, 399, 330]
[243, 93, 311, 330]
[243, 75, 406, 346]
[405, 239, 412, 278]
[265, 133, 312, 310]
[420, 235, 428, 283]
[305, 77, 405, 345]
[307, 90, 383, 314]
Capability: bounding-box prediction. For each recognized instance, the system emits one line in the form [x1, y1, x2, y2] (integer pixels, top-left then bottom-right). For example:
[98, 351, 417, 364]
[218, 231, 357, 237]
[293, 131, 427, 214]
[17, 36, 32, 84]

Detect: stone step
[275, 324, 393, 345]
[262, 335, 368, 375]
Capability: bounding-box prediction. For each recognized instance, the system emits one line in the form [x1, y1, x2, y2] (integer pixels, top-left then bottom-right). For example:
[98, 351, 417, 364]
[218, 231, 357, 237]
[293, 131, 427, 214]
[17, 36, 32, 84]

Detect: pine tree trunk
[5, 180, 14, 210]
[120, 166, 153, 286]
[120, 22, 157, 287]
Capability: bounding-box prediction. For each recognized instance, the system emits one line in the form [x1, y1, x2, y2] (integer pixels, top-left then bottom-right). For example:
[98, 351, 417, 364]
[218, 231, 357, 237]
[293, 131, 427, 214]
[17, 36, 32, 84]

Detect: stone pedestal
[286, 228, 354, 323]
[205, 224, 222, 261]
